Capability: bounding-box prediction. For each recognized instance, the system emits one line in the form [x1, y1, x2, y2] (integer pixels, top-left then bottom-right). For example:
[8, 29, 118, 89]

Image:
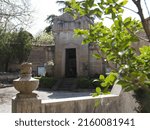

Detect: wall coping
[42, 94, 118, 104]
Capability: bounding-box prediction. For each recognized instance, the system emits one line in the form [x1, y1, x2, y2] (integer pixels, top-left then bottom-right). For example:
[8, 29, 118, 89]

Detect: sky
[27, 0, 150, 36]
[28, 0, 61, 36]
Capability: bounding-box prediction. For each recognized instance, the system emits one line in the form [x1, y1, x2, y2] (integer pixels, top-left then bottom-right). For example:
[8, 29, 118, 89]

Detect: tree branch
[93, 43, 118, 71]
[123, 6, 138, 14]
[126, 27, 149, 42]
[132, 0, 150, 41]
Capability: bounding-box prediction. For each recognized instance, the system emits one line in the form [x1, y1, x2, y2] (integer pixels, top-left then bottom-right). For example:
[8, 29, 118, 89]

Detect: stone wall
[27, 45, 55, 75]
[7, 44, 55, 76]
[132, 31, 150, 54]
[12, 92, 137, 113]
[41, 85, 137, 113]
[42, 95, 119, 113]
[89, 45, 103, 76]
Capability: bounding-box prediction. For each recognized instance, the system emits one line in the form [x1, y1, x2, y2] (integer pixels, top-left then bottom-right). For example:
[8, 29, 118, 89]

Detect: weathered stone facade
[52, 13, 102, 78]
[27, 44, 55, 76]
[7, 44, 55, 76]
[8, 15, 150, 78]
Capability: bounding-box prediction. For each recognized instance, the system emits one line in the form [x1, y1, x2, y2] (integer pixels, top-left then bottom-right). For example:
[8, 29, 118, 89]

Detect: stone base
[16, 93, 38, 98]
[12, 93, 42, 113]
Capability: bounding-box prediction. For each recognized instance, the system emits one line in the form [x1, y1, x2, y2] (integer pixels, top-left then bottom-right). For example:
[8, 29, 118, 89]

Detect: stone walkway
[0, 87, 91, 113]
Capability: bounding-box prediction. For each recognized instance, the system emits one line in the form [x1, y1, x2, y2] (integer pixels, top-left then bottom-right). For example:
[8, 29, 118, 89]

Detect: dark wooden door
[65, 48, 77, 77]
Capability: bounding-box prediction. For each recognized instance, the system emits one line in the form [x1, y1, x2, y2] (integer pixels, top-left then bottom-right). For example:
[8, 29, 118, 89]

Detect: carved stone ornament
[13, 62, 39, 94]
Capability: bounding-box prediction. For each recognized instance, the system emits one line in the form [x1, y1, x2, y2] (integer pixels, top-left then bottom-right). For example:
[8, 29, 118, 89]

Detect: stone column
[12, 62, 42, 113]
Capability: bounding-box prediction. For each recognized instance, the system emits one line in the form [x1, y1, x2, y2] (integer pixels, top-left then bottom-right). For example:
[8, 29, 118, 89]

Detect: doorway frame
[65, 48, 77, 78]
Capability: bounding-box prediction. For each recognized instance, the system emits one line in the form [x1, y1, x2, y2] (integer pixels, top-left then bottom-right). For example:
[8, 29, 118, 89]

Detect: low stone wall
[42, 95, 118, 113]
[41, 91, 137, 113]
[12, 82, 138, 113]
[12, 63, 138, 113]
[12, 91, 137, 113]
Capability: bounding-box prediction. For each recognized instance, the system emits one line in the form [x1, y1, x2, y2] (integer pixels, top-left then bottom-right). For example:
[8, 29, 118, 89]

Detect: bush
[38, 76, 57, 89]
[133, 88, 150, 113]
[76, 77, 97, 89]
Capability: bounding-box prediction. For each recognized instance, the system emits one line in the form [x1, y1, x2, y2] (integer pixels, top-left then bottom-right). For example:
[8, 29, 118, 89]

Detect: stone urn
[13, 62, 39, 94]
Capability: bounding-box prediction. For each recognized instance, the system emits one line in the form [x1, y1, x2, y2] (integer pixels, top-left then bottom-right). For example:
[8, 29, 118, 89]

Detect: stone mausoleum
[52, 13, 104, 78]
[8, 14, 149, 78]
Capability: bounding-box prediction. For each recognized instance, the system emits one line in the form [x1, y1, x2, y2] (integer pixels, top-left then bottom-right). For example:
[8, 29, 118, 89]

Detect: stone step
[52, 78, 77, 91]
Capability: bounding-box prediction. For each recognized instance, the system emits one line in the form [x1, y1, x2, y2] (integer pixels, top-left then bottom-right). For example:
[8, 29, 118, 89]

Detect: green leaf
[107, 0, 113, 3]
[118, 8, 124, 13]
[92, 92, 99, 97]
[114, 20, 122, 28]
[124, 17, 131, 26]
[101, 82, 107, 87]
[92, 8, 102, 18]
[99, 75, 105, 81]
[105, 72, 118, 84]
[120, 0, 128, 6]
[105, 8, 111, 14]
[88, 0, 94, 7]
[107, 54, 116, 61]
[82, 38, 91, 45]
[113, 0, 119, 2]
[93, 53, 101, 59]
[112, 12, 116, 20]
[117, 80, 131, 88]
[96, 87, 101, 94]
[112, 8, 117, 13]
[74, 29, 89, 35]
[103, 90, 111, 95]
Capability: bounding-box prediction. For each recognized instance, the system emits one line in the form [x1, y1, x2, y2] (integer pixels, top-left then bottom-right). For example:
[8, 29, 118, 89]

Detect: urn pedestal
[12, 63, 42, 113]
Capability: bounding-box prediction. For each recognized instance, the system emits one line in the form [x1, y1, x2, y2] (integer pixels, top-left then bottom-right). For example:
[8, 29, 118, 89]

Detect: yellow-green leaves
[120, 0, 128, 6]
[96, 87, 101, 95]
[88, 0, 94, 7]
[124, 17, 131, 27]
[93, 72, 118, 94]
[99, 75, 105, 81]
[66, 0, 150, 95]
[93, 53, 101, 59]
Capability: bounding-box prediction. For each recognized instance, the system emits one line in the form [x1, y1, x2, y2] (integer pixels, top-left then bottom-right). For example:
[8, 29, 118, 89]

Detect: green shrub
[133, 88, 150, 113]
[38, 76, 57, 88]
[76, 77, 97, 89]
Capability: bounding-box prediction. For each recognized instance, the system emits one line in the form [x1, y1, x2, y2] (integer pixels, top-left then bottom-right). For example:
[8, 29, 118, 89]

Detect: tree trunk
[132, 0, 150, 41]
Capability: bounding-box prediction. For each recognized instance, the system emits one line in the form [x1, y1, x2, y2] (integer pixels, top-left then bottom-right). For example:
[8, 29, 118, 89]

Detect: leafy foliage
[0, 28, 32, 71]
[0, 29, 14, 71]
[14, 29, 33, 63]
[35, 32, 54, 44]
[66, 0, 150, 97]
[38, 76, 57, 88]
[56, 0, 71, 13]
[133, 88, 150, 113]
[45, 15, 58, 33]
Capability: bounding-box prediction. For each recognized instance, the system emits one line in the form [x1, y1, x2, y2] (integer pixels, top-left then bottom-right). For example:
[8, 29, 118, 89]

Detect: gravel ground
[0, 87, 91, 113]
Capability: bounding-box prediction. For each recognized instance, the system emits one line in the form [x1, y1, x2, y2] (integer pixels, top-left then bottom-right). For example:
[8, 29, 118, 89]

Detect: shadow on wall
[47, 91, 91, 99]
[36, 89, 91, 99]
